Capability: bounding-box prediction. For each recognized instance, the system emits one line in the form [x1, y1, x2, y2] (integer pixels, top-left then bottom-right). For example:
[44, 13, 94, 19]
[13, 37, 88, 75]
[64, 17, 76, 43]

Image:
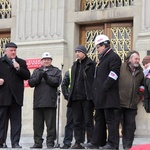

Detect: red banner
[26, 58, 41, 69]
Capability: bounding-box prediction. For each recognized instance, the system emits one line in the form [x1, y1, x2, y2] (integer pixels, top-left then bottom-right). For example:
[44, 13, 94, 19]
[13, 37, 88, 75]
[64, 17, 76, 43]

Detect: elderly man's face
[129, 53, 140, 68]
[41, 58, 52, 67]
[5, 47, 17, 60]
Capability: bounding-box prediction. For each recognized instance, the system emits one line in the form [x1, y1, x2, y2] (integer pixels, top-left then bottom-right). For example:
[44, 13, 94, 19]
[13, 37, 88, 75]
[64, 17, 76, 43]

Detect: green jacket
[119, 62, 144, 109]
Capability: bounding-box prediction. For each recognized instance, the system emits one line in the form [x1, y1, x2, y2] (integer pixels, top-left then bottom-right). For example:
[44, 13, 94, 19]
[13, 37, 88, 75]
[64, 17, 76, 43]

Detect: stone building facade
[1, 0, 150, 137]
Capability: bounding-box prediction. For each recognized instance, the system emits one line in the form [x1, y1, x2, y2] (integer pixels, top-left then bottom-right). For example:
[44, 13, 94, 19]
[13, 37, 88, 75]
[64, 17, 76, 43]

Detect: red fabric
[130, 144, 150, 150]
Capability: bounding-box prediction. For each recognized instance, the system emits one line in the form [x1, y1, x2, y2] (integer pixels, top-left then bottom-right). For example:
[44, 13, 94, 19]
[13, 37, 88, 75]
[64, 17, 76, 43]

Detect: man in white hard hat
[86, 35, 122, 150]
[28, 52, 62, 149]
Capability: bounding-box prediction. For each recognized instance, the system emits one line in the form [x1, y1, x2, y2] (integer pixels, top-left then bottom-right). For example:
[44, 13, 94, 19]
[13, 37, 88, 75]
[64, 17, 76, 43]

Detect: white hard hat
[41, 52, 52, 59]
[94, 34, 110, 46]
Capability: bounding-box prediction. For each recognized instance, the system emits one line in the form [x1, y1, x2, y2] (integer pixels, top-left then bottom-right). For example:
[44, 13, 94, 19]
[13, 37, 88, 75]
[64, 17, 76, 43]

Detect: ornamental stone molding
[16, 0, 66, 41]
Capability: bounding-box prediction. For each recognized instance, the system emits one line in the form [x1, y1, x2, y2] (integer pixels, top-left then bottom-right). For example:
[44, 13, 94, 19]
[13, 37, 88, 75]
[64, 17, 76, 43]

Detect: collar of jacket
[40, 65, 53, 71]
[77, 56, 94, 67]
[98, 47, 111, 61]
[2, 55, 14, 67]
[77, 56, 88, 63]
[125, 62, 143, 75]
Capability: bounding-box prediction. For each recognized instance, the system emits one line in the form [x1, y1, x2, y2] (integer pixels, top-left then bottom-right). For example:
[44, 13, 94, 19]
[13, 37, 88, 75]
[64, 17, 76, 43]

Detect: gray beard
[133, 63, 139, 67]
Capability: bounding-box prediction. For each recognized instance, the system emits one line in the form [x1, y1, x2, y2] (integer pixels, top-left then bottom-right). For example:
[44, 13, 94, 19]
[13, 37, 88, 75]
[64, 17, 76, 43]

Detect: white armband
[108, 71, 118, 80]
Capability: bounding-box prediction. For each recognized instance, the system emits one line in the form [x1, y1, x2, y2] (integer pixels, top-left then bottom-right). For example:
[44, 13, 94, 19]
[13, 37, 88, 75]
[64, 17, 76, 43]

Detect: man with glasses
[86, 34, 122, 150]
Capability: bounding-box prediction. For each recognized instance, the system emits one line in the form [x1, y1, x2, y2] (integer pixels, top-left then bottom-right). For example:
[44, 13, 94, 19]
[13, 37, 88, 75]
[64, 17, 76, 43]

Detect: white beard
[133, 63, 139, 67]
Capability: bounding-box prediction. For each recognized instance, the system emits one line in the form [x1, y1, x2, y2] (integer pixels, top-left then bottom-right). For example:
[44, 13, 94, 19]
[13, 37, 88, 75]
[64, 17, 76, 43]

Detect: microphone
[12, 59, 19, 71]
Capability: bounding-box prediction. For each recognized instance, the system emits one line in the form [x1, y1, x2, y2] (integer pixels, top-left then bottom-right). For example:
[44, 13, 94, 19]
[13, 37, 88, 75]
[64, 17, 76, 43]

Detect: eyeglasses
[96, 44, 103, 49]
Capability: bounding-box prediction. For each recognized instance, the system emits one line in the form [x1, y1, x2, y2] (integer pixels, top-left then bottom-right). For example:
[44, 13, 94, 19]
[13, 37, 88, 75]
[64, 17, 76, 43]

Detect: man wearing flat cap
[67, 45, 95, 149]
[0, 42, 30, 148]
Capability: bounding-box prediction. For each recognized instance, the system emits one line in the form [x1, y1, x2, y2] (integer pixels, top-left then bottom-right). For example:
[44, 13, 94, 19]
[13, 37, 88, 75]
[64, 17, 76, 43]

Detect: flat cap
[5, 42, 17, 48]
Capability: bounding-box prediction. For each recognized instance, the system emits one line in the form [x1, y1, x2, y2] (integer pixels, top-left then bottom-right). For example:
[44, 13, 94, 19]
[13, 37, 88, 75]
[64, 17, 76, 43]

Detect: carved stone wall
[16, 0, 65, 41]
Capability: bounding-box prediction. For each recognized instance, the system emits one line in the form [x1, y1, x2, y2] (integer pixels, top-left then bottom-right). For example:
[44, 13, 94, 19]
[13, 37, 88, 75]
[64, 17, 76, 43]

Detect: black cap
[5, 42, 17, 48]
[75, 45, 87, 55]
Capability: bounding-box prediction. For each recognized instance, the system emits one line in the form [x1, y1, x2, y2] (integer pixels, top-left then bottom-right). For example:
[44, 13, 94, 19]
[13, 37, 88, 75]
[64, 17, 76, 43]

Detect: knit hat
[5, 42, 17, 48]
[142, 55, 150, 65]
[75, 45, 87, 55]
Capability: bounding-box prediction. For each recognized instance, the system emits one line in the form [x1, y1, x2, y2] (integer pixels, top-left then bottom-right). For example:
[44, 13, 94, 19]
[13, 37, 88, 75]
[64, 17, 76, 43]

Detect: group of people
[61, 35, 146, 150]
[0, 34, 149, 150]
[0, 42, 62, 149]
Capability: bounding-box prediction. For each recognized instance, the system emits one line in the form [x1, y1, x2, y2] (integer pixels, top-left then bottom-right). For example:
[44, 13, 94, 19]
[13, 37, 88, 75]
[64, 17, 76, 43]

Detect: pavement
[4, 134, 150, 150]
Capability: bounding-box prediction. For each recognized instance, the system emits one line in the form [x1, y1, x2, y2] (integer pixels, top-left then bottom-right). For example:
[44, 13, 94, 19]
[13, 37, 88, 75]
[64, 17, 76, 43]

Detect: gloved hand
[42, 72, 47, 80]
[139, 86, 144, 101]
[37, 71, 43, 81]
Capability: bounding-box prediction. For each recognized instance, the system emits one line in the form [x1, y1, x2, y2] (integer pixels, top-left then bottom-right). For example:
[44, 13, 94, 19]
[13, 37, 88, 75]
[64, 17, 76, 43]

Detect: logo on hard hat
[42, 52, 52, 59]
[97, 38, 104, 43]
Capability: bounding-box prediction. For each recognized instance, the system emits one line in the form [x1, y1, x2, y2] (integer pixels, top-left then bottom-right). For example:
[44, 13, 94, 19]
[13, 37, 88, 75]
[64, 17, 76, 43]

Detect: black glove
[42, 72, 47, 80]
[37, 71, 43, 81]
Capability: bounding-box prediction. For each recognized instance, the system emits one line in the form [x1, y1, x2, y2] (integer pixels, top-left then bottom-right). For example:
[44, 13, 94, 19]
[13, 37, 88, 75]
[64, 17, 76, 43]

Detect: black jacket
[61, 70, 70, 100]
[68, 57, 96, 106]
[93, 49, 122, 109]
[28, 65, 62, 108]
[144, 78, 150, 112]
[0, 55, 30, 106]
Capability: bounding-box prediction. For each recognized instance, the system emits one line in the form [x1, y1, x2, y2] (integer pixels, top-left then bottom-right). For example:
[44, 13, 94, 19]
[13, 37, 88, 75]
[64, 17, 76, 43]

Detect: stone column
[142, 0, 150, 31]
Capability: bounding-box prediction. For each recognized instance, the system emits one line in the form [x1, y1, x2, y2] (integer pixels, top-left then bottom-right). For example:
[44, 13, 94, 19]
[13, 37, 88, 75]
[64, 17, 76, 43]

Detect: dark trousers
[115, 108, 137, 149]
[33, 108, 56, 147]
[63, 107, 73, 146]
[0, 101, 22, 146]
[91, 109, 106, 147]
[4, 114, 9, 144]
[91, 109, 118, 147]
[72, 100, 94, 144]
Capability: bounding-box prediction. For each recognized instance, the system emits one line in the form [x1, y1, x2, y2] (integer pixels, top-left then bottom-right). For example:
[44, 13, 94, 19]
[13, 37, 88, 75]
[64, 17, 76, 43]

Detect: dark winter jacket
[0, 55, 30, 106]
[119, 62, 144, 109]
[93, 49, 122, 109]
[28, 65, 62, 108]
[144, 78, 150, 112]
[61, 70, 70, 100]
[68, 57, 96, 106]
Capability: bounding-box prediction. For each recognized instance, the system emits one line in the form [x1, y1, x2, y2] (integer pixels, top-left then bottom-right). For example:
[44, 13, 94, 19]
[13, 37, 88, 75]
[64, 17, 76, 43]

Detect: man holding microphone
[0, 42, 30, 148]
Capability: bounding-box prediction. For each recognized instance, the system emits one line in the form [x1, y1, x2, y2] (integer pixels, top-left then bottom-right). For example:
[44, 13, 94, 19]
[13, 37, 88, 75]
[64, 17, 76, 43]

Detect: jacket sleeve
[144, 78, 150, 112]
[103, 54, 122, 92]
[45, 69, 62, 88]
[28, 69, 42, 87]
[61, 70, 70, 100]
[16, 59, 30, 80]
